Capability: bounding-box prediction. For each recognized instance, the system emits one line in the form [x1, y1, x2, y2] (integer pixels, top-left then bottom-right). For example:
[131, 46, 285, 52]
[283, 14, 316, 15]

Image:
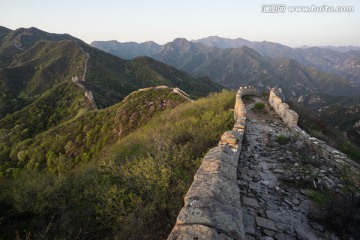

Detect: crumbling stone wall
[268, 88, 298, 127]
[168, 87, 258, 240]
[292, 126, 360, 170]
[269, 88, 360, 170]
[169, 86, 359, 240]
[124, 86, 193, 102]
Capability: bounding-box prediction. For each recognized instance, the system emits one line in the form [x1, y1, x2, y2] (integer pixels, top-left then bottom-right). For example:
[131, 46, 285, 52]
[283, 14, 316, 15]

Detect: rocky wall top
[167, 87, 258, 240]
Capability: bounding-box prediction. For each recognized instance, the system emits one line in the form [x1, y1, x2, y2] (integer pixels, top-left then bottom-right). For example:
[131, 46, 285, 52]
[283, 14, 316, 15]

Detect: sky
[0, 0, 359, 47]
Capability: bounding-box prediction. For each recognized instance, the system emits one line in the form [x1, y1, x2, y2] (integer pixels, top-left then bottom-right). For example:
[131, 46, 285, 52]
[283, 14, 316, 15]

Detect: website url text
[261, 4, 354, 13]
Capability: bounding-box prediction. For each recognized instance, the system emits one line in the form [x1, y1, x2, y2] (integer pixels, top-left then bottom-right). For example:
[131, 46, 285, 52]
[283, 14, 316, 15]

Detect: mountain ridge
[92, 36, 360, 87]
[93, 38, 360, 98]
[0, 26, 224, 175]
[0, 27, 223, 118]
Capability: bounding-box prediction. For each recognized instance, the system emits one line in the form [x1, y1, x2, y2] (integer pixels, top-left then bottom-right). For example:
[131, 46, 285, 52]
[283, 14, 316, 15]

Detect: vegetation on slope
[0, 26, 225, 177]
[0, 26, 78, 68]
[0, 27, 223, 117]
[0, 40, 87, 117]
[0, 81, 93, 176]
[0, 27, 86, 120]
[0, 90, 235, 240]
[0, 27, 231, 239]
[0, 87, 187, 177]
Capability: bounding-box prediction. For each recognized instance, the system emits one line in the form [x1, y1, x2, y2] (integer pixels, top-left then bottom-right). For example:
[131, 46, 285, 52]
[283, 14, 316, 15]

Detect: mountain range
[92, 36, 360, 156]
[92, 36, 360, 89]
[0, 27, 222, 118]
[0, 26, 223, 175]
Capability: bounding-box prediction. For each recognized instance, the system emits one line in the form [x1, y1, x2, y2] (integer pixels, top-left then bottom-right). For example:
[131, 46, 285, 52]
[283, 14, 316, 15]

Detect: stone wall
[168, 86, 359, 239]
[292, 126, 360, 170]
[268, 88, 298, 128]
[269, 88, 360, 171]
[123, 86, 193, 102]
[167, 86, 258, 240]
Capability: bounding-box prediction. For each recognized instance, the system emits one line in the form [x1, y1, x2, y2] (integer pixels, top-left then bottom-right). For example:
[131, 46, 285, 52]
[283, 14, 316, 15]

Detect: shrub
[339, 141, 360, 162]
[243, 95, 251, 101]
[0, 165, 105, 239]
[96, 141, 200, 239]
[275, 134, 290, 145]
[305, 189, 329, 206]
[254, 102, 265, 110]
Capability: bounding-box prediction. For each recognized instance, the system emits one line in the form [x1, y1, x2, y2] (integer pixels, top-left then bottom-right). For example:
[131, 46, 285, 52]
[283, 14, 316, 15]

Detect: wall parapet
[269, 88, 360, 171]
[167, 87, 257, 240]
[268, 88, 298, 128]
[292, 126, 360, 170]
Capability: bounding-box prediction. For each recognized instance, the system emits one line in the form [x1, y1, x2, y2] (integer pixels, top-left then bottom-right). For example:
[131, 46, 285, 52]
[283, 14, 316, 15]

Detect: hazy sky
[1, 0, 359, 47]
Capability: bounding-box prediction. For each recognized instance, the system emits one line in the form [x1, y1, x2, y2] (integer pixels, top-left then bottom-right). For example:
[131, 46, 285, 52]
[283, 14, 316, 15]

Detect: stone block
[176, 198, 245, 240]
[198, 154, 237, 180]
[266, 210, 293, 224]
[203, 146, 238, 167]
[249, 182, 261, 191]
[242, 196, 260, 208]
[185, 171, 240, 208]
[220, 131, 240, 145]
[167, 224, 233, 240]
[255, 216, 277, 231]
[242, 213, 256, 235]
[233, 127, 245, 134]
[219, 131, 244, 149]
[234, 120, 246, 129]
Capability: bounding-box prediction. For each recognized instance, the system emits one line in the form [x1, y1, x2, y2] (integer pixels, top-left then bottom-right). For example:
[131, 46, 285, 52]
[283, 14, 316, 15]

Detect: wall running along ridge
[168, 86, 258, 240]
[122, 86, 193, 102]
[269, 88, 360, 170]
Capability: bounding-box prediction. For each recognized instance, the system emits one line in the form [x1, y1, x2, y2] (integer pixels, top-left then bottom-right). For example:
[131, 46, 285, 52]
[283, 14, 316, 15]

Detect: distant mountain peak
[199, 36, 226, 41]
[172, 38, 190, 45]
[191, 36, 255, 51]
